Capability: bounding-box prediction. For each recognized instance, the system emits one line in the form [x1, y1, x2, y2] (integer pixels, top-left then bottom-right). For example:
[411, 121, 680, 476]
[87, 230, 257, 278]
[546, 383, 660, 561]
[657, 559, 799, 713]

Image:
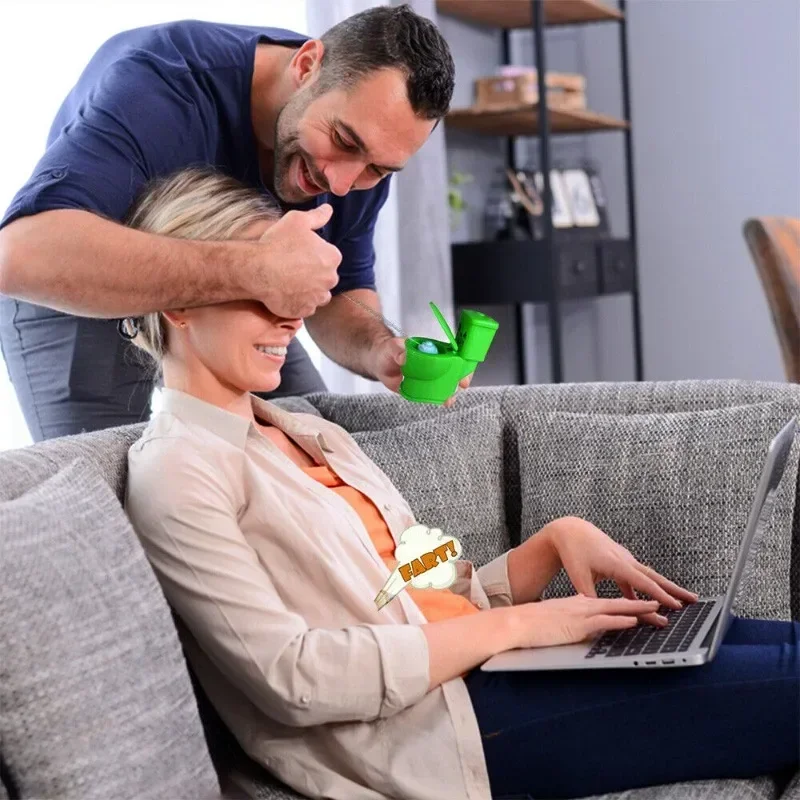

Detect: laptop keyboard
[585, 600, 715, 659]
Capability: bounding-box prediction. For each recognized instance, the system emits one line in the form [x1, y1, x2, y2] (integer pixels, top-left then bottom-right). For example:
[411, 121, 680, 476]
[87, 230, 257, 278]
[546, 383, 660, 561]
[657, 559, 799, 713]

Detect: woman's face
[167, 219, 303, 395]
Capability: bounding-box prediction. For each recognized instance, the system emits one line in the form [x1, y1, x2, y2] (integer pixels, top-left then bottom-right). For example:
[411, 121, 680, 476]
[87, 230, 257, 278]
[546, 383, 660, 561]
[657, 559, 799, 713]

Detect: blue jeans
[465, 617, 800, 799]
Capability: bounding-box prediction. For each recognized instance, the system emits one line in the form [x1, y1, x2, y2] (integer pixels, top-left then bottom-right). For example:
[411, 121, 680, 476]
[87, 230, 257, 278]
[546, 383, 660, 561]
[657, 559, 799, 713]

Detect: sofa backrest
[2, 379, 798, 602]
[2, 380, 799, 800]
[307, 379, 800, 618]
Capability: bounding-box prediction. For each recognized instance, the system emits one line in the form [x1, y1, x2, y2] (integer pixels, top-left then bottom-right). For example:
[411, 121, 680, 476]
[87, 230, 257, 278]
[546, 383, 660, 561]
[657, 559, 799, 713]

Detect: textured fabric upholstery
[782, 770, 800, 799]
[352, 403, 508, 567]
[305, 386, 504, 432]
[515, 403, 799, 621]
[496, 380, 800, 619]
[0, 458, 220, 800]
[0, 423, 146, 504]
[0, 397, 319, 506]
[581, 776, 780, 800]
[0, 381, 798, 800]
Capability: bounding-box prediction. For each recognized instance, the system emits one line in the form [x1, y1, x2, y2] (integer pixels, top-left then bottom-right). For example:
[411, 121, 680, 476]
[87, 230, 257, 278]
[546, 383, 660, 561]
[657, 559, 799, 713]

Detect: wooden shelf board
[446, 104, 628, 135]
[437, 0, 623, 29]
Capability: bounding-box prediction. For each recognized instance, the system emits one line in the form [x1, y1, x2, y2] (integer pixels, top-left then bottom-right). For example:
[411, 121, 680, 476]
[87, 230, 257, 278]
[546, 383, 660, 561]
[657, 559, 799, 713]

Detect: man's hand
[369, 335, 406, 393]
[251, 203, 342, 319]
[545, 517, 699, 627]
[444, 373, 473, 409]
[369, 336, 473, 406]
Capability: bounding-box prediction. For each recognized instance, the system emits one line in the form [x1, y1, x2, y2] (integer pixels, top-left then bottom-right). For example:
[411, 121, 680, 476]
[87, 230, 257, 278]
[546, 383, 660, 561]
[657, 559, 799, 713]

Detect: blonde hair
[121, 167, 281, 375]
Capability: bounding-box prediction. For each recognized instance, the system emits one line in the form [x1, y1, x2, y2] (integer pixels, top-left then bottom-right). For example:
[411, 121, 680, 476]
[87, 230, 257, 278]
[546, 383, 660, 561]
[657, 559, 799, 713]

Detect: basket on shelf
[474, 68, 586, 112]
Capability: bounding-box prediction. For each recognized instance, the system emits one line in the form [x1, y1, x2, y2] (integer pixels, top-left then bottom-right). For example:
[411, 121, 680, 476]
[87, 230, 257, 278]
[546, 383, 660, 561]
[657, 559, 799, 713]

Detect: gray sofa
[1, 379, 799, 800]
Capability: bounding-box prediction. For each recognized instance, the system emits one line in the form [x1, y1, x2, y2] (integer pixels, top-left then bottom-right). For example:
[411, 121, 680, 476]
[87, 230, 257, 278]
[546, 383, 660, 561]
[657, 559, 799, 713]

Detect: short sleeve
[0, 53, 206, 231]
[331, 175, 392, 296]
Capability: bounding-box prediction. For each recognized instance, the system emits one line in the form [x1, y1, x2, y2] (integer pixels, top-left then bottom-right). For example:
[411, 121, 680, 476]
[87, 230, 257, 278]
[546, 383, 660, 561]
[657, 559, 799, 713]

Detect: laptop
[482, 416, 797, 672]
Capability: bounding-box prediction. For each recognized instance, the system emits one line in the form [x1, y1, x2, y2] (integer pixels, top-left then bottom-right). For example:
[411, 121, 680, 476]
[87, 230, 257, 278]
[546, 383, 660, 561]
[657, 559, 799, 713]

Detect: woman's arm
[423, 589, 660, 687]
[505, 525, 563, 604]
[422, 607, 516, 688]
[126, 446, 657, 718]
[126, 445, 430, 728]
[464, 525, 562, 611]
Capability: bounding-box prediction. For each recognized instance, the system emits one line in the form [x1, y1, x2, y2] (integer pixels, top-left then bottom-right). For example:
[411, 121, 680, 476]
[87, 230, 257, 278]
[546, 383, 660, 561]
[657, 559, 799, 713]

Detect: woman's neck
[161, 361, 256, 425]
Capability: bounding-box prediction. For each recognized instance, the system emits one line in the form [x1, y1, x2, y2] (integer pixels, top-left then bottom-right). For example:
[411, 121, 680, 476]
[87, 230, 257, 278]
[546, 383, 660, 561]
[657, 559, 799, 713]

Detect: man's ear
[290, 39, 325, 88]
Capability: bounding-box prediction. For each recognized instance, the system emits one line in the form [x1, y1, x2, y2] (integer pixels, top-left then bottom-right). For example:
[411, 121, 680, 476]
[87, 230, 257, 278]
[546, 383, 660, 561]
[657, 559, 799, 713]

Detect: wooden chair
[743, 217, 800, 382]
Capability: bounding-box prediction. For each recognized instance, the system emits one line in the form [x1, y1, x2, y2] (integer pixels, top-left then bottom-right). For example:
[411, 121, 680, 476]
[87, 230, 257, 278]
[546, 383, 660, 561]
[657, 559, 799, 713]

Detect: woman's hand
[507, 595, 661, 649]
[423, 595, 660, 688]
[546, 517, 699, 627]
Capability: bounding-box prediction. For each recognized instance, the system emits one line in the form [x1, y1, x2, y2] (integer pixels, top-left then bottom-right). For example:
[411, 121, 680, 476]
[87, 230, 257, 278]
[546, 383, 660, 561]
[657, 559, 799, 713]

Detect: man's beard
[272, 95, 312, 204]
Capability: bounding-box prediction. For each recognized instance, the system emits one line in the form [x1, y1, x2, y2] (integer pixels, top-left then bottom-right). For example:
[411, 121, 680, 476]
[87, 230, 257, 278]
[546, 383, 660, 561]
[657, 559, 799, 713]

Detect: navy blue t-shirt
[0, 19, 390, 294]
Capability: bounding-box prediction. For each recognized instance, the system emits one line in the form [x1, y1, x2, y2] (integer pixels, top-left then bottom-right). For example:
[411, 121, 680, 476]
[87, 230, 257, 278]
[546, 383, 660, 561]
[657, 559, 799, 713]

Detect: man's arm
[0, 53, 339, 320]
[0, 210, 254, 317]
[304, 288, 394, 380]
[0, 205, 338, 319]
[303, 176, 395, 379]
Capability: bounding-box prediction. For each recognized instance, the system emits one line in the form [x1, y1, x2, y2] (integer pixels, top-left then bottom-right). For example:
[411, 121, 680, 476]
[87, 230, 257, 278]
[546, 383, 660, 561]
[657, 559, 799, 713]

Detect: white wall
[0, 0, 313, 451]
[441, 0, 799, 385]
[627, 0, 800, 381]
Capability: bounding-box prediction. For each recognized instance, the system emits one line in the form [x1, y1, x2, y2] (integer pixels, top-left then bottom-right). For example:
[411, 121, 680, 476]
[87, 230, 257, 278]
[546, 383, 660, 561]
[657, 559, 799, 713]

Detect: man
[0, 4, 460, 442]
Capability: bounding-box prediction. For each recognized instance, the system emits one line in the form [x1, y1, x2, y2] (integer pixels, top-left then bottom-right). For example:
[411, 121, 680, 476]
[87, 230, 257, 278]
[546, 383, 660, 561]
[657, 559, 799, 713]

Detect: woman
[124, 168, 799, 800]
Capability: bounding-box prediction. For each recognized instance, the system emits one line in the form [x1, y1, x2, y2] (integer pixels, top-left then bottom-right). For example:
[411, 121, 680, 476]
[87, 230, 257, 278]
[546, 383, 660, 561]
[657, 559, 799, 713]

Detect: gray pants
[0, 297, 327, 443]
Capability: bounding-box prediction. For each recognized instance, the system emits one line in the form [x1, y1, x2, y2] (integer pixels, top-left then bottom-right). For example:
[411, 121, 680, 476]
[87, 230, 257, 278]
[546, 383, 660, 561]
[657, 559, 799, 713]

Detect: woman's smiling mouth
[254, 344, 287, 362]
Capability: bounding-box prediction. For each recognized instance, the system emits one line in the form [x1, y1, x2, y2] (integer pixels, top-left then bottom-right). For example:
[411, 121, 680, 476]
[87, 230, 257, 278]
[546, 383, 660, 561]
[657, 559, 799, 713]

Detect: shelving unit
[447, 105, 628, 136]
[438, 0, 644, 384]
[438, 0, 622, 28]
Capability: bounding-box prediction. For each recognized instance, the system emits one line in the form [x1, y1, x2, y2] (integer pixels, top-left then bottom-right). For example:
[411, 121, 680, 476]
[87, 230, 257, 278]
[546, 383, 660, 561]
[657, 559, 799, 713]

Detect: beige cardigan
[124, 388, 514, 800]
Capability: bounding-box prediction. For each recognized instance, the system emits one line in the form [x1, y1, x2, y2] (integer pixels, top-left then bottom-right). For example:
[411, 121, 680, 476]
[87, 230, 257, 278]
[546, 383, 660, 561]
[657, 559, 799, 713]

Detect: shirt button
[50, 168, 66, 179]
[300, 694, 310, 704]
[383, 503, 391, 512]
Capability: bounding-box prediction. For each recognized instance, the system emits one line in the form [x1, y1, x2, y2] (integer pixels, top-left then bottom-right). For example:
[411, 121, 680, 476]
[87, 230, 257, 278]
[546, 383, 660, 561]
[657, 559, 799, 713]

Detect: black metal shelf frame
[451, 0, 644, 385]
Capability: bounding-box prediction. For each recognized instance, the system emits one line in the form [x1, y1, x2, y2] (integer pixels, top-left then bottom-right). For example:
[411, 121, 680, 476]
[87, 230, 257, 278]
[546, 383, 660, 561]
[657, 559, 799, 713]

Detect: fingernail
[657, 614, 668, 624]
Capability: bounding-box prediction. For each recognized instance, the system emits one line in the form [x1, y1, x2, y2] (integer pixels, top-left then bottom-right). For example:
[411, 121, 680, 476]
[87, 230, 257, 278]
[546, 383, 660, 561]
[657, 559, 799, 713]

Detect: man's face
[272, 67, 436, 204]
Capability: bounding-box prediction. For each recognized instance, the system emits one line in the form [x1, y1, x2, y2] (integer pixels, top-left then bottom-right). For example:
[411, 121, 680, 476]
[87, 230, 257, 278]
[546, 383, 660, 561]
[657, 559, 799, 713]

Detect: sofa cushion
[0, 397, 317, 507]
[0, 457, 221, 800]
[0, 423, 146, 504]
[515, 403, 799, 620]
[502, 378, 800, 419]
[352, 403, 508, 567]
[305, 386, 504, 432]
[584, 775, 779, 799]
[782, 770, 800, 799]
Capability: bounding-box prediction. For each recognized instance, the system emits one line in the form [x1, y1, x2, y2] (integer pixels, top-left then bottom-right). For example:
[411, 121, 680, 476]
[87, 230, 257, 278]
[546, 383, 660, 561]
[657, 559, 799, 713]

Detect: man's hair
[317, 3, 455, 120]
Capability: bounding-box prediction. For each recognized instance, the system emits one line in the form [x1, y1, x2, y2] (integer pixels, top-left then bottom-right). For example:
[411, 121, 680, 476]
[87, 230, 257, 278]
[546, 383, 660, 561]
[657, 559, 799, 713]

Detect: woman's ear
[162, 310, 188, 329]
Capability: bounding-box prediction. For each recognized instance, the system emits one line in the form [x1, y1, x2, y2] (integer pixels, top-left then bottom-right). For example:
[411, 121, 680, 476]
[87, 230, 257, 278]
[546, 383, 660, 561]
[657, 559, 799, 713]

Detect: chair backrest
[743, 216, 800, 382]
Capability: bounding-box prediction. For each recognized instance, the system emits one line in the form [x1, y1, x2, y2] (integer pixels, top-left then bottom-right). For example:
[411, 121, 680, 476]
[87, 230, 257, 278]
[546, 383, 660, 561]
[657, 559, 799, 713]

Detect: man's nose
[323, 162, 363, 197]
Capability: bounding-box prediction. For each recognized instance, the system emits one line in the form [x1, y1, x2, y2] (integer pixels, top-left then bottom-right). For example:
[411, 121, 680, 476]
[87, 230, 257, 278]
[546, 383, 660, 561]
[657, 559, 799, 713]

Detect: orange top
[304, 464, 480, 623]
